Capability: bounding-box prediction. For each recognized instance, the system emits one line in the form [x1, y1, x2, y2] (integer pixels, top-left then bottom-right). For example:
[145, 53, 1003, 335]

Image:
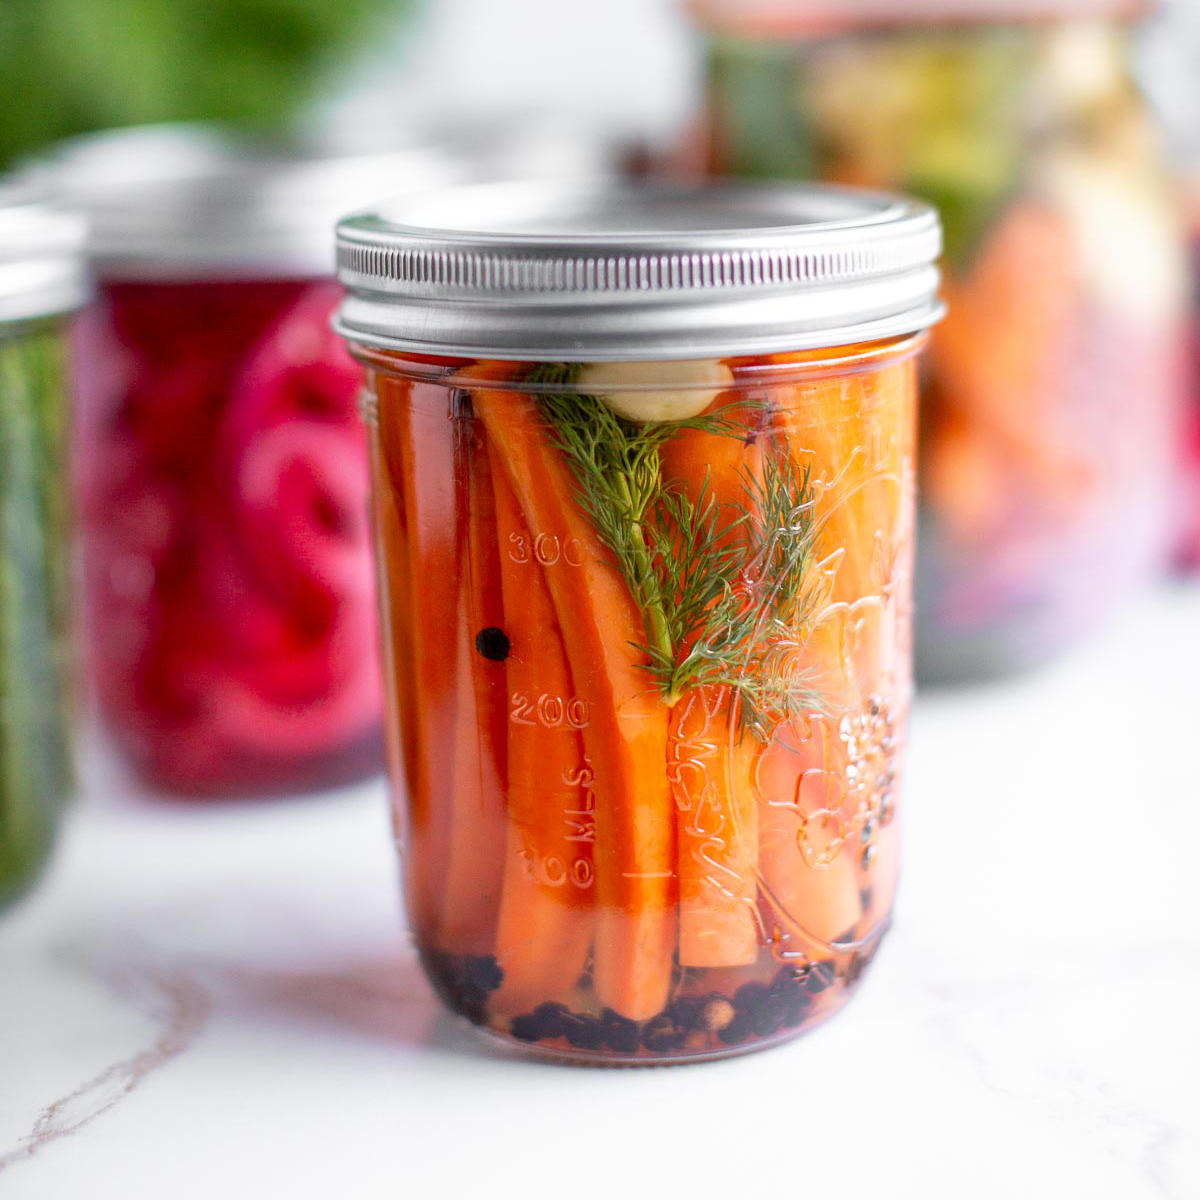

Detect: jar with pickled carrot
[335, 181, 943, 1062]
[689, 0, 1189, 679]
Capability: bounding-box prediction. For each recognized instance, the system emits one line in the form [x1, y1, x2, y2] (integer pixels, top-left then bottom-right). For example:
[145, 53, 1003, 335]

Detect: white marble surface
[2, 585, 1198, 1199]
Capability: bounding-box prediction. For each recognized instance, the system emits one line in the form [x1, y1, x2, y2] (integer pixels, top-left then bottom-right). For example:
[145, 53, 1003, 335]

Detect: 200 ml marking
[510, 691, 591, 729]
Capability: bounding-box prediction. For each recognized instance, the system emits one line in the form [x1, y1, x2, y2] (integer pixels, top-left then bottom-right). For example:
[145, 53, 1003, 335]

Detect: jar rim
[0, 187, 88, 324]
[348, 330, 930, 387]
[20, 124, 464, 279]
[688, 0, 1151, 36]
[334, 180, 944, 361]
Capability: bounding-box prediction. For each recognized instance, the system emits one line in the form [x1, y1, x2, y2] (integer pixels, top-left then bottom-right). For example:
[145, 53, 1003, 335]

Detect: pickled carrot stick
[755, 717, 864, 948]
[374, 376, 462, 944]
[472, 386, 676, 1022]
[460, 423, 508, 793]
[668, 687, 760, 967]
[489, 454, 593, 1012]
[659, 400, 764, 967]
[365, 413, 414, 785]
[749, 361, 914, 950]
[768, 360, 915, 695]
[436, 424, 507, 954]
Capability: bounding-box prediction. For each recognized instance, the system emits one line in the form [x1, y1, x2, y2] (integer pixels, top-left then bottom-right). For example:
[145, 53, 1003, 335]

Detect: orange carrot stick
[489, 453, 594, 1013]
[752, 351, 917, 953]
[472, 385, 676, 1022]
[667, 686, 759, 967]
[373, 375, 462, 945]
[755, 716, 864, 950]
[436, 420, 507, 954]
[659, 397, 765, 968]
[364, 376, 417, 797]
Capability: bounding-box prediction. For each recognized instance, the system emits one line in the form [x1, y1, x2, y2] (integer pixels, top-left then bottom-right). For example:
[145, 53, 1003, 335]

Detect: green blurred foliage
[0, 0, 405, 167]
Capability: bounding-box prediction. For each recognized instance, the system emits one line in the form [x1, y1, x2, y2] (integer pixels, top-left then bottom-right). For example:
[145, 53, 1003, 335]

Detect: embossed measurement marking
[510, 691, 591, 729]
[506, 531, 585, 567]
[519, 759, 596, 889]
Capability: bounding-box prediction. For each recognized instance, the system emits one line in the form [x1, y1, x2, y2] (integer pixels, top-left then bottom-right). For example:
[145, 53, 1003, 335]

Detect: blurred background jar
[27, 126, 466, 797]
[1178, 175, 1200, 569]
[0, 189, 87, 905]
[689, 0, 1190, 681]
[1137, 0, 1200, 571]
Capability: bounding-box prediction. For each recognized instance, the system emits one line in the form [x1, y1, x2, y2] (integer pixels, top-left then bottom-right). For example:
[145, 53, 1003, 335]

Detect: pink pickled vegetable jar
[48, 127, 458, 794]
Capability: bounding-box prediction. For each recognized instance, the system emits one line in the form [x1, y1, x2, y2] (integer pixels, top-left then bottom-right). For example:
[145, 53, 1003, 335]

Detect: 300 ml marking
[507, 532, 586, 567]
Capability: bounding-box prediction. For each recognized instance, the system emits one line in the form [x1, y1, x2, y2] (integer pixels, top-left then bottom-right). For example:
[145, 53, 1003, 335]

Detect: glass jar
[0, 190, 87, 908]
[692, 0, 1189, 679]
[35, 127, 462, 795]
[1178, 175, 1200, 570]
[335, 181, 943, 1062]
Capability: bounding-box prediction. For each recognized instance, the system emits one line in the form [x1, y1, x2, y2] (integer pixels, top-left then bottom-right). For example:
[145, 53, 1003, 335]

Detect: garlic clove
[577, 359, 734, 424]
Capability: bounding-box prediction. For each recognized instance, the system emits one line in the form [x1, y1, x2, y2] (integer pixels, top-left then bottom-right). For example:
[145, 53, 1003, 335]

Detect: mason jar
[692, 0, 1189, 679]
[335, 180, 942, 1062]
[1179, 175, 1200, 569]
[0, 190, 87, 908]
[33, 126, 466, 795]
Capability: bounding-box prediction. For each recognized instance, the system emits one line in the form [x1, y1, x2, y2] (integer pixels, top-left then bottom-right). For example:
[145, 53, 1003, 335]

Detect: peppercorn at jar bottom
[359, 340, 917, 1062]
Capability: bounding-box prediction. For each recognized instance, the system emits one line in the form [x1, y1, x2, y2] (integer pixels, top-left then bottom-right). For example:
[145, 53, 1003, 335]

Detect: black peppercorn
[600, 1008, 640, 1054]
[510, 1013, 543, 1042]
[641, 1013, 683, 1053]
[560, 1011, 605, 1051]
[474, 627, 510, 661]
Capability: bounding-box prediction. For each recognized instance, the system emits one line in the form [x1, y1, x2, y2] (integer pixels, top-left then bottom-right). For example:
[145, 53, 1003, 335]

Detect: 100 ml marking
[520, 762, 596, 889]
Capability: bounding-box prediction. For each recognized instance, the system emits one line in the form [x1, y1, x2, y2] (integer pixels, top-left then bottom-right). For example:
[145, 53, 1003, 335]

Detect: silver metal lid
[24, 124, 464, 279]
[334, 180, 943, 361]
[0, 185, 88, 325]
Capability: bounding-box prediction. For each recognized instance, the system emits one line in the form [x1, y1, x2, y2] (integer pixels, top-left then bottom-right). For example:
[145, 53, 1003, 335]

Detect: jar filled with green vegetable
[0, 190, 87, 909]
[691, 0, 1189, 680]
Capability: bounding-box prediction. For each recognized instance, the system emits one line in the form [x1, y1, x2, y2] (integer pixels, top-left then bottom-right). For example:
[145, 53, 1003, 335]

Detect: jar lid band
[334, 180, 944, 360]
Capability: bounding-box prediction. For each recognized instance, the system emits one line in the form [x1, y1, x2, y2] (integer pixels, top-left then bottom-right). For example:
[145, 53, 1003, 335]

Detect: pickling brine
[357, 344, 918, 1057]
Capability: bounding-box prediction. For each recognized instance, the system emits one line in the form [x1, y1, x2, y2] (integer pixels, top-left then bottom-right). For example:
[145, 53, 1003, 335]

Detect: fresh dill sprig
[530, 363, 821, 741]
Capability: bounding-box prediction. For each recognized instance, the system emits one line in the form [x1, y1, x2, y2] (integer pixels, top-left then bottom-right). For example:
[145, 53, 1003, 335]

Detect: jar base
[435, 957, 874, 1067]
[466, 1003, 847, 1067]
[110, 722, 385, 800]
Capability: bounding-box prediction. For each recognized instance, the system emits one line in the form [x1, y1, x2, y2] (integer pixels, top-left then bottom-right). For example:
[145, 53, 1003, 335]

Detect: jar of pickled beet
[335, 180, 943, 1062]
[38, 126, 463, 795]
[691, 0, 1189, 680]
[0, 189, 87, 908]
